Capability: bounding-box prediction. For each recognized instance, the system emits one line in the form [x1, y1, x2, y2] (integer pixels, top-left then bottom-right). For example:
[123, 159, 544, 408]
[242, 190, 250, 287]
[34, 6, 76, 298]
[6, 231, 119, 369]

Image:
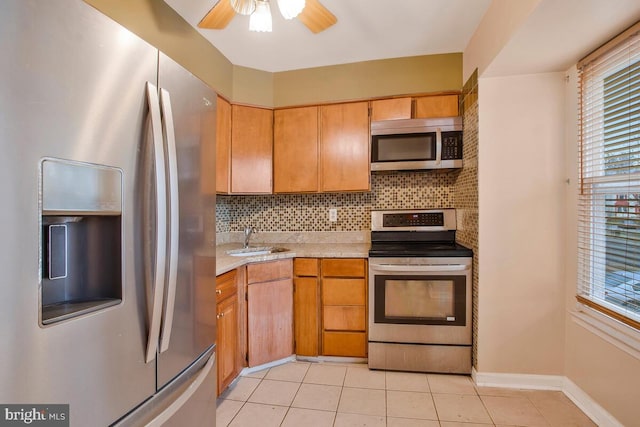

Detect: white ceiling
[165, 0, 640, 76]
[484, 0, 640, 77]
[164, 0, 493, 72]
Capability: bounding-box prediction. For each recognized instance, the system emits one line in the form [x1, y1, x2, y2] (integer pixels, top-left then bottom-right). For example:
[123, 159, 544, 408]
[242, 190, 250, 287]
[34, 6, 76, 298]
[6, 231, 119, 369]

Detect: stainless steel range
[368, 209, 473, 374]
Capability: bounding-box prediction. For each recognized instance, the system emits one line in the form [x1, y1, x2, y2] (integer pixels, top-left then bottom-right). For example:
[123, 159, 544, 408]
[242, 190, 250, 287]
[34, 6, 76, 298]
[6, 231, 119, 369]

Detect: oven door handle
[370, 264, 469, 273]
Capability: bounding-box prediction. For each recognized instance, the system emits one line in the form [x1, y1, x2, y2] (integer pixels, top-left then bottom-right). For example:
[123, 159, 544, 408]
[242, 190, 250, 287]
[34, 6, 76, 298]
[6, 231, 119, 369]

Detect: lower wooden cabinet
[247, 259, 294, 367]
[321, 258, 367, 357]
[214, 257, 366, 393]
[293, 258, 320, 356]
[216, 269, 240, 395]
[323, 331, 367, 357]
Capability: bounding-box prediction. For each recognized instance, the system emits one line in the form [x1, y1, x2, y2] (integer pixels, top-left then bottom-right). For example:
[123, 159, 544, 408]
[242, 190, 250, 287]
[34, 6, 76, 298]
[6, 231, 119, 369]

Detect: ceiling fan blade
[198, 0, 236, 29]
[298, 0, 337, 33]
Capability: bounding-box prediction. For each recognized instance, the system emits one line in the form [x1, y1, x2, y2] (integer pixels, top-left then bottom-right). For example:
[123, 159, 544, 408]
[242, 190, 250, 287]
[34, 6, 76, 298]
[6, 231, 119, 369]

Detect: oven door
[370, 131, 440, 171]
[368, 258, 472, 345]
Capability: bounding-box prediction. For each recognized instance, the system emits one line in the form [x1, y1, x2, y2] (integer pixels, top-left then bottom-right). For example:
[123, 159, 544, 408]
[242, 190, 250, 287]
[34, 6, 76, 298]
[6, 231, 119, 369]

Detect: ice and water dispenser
[40, 159, 123, 325]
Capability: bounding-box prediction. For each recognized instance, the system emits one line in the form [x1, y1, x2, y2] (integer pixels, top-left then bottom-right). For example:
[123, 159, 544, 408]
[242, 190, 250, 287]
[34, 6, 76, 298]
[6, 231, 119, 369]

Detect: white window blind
[578, 22, 640, 330]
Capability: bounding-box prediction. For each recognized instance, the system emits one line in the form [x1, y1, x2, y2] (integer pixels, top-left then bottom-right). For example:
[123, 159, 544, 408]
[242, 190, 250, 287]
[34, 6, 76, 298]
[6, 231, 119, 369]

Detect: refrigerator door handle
[158, 88, 179, 353]
[145, 82, 168, 364]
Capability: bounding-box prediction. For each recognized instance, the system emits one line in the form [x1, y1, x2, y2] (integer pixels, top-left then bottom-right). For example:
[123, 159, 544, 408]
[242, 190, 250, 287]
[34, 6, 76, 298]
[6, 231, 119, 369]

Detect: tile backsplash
[213, 171, 459, 234]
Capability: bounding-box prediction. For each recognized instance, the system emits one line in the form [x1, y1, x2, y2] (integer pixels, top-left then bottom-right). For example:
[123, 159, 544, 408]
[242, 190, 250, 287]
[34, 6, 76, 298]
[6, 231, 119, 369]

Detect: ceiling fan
[198, 0, 337, 33]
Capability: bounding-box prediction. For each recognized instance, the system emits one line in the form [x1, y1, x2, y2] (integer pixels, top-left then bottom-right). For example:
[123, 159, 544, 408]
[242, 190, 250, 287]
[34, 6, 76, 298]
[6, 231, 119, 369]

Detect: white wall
[463, 0, 540, 81]
[562, 66, 640, 427]
[477, 72, 566, 374]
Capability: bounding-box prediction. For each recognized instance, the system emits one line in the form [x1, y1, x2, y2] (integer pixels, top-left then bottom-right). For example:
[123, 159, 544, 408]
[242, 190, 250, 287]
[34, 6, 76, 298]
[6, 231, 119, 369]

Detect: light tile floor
[216, 361, 596, 427]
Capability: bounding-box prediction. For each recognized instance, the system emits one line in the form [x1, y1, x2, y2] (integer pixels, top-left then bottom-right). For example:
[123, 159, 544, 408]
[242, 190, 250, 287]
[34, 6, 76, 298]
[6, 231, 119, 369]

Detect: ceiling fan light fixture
[276, 0, 305, 19]
[249, 0, 272, 32]
[230, 0, 256, 15]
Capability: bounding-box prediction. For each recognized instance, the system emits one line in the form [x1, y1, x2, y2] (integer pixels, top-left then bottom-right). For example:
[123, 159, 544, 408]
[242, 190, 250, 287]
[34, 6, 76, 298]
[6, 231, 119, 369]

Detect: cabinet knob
[216, 289, 222, 295]
[216, 312, 224, 319]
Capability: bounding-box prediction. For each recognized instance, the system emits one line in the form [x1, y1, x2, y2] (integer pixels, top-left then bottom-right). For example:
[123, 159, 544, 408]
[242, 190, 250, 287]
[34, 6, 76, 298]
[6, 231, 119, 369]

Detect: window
[578, 22, 640, 330]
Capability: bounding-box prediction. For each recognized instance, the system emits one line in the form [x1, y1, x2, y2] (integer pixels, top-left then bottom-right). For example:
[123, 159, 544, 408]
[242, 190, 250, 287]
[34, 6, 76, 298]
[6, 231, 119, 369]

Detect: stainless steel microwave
[370, 116, 463, 171]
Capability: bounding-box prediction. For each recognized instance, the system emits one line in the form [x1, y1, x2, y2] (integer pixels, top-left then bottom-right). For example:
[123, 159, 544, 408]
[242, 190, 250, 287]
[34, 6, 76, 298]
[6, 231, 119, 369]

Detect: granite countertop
[199, 232, 371, 276]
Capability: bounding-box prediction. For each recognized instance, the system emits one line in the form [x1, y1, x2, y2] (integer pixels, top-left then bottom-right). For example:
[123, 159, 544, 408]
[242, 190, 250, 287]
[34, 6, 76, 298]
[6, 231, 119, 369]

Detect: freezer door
[0, 1, 157, 425]
[156, 53, 218, 389]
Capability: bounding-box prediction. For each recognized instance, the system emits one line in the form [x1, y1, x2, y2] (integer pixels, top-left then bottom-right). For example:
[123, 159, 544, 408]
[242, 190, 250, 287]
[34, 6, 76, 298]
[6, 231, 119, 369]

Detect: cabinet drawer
[323, 331, 367, 357]
[323, 306, 366, 331]
[294, 258, 319, 277]
[321, 258, 366, 277]
[247, 259, 293, 284]
[216, 269, 237, 303]
[322, 278, 365, 305]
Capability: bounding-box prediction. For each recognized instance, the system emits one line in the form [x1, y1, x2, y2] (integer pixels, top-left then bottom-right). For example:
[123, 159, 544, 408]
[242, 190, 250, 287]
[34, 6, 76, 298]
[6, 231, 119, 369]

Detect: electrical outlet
[329, 208, 338, 222]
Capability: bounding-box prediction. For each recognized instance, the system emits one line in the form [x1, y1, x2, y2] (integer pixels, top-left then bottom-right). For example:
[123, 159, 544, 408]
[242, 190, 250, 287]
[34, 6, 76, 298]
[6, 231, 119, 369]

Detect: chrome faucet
[243, 226, 256, 248]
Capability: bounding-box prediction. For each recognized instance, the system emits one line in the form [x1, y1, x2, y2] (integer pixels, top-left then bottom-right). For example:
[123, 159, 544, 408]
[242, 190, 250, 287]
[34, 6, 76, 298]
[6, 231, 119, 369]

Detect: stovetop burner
[369, 209, 472, 258]
[369, 241, 472, 258]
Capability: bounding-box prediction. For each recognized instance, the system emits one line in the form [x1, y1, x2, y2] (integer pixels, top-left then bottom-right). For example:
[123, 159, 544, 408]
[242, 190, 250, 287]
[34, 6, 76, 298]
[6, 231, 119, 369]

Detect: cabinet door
[274, 106, 319, 193]
[231, 105, 273, 194]
[294, 277, 319, 356]
[215, 96, 231, 193]
[247, 278, 293, 367]
[414, 94, 459, 118]
[370, 97, 412, 121]
[217, 296, 238, 394]
[320, 102, 370, 192]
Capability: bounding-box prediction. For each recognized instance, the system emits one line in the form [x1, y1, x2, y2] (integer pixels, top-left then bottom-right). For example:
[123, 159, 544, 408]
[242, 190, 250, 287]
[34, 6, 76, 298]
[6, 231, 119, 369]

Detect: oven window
[385, 280, 454, 318]
[374, 275, 466, 326]
[372, 133, 436, 162]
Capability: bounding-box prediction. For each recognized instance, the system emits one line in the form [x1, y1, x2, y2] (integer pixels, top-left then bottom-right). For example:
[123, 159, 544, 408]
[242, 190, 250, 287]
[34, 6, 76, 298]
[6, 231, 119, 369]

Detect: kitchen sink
[226, 246, 288, 257]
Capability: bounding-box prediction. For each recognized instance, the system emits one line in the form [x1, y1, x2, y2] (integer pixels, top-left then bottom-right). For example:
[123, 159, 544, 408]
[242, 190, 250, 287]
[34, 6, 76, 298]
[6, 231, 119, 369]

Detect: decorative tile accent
[456, 69, 479, 369]
[214, 171, 457, 233]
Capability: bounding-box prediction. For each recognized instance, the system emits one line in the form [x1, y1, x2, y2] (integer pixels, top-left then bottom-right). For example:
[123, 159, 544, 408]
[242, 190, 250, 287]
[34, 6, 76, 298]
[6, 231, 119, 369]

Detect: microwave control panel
[441, 131, 463, 160]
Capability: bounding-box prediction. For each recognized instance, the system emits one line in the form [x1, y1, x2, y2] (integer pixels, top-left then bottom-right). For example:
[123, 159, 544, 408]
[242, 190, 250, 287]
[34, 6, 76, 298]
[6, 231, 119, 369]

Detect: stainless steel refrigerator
[0, 0, 217, 425]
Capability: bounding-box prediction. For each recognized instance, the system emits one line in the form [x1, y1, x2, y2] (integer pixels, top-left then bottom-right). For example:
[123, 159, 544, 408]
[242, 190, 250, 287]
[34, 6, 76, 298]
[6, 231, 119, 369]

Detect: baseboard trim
[472, 368, 623, 427]
[240, 355, 296, 375]
[472, 368, 564, 390]
[562, 377, 624, 427]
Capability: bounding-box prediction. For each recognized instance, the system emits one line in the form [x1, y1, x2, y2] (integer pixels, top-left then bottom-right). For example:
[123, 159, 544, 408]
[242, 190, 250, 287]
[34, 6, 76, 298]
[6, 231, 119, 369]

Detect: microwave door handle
[435, 128, 442, 165]
[371, 264, 468, 273]
[144, 82, 167, 364]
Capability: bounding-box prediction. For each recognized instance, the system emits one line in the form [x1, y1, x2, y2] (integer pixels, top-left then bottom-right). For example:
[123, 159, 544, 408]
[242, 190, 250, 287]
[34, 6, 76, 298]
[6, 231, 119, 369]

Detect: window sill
[571, 304, 640, 360]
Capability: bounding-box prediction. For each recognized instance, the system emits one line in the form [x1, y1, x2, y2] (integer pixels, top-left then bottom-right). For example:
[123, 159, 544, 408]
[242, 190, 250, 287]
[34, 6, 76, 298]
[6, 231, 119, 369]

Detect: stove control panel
[372, 209, 457, 232]
[383, 212, 443, 227]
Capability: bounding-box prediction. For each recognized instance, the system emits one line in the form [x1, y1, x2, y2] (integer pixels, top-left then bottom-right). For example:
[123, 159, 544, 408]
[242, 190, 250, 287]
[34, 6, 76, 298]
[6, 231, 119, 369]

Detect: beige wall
[477, 72, 566, 374]
[84, 0, 234, 99]
[232, 65, 274, 106]
[562, 65, 640, 427]
[463, 0, 540, 82]
[273, 54, 462, 107]
[85, 1, 461, 108]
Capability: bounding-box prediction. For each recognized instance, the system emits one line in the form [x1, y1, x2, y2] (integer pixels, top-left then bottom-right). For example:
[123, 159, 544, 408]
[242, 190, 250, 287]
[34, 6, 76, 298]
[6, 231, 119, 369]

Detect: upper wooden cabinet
[320, 102, 370, 192]
[370, 98, 412, 121]
[370, 94, 459, 121]
[414, 94, 459, 118]
[273, 106, 319, 193]
[215, 96, 231, 194]
[231, 105, 273, 194]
